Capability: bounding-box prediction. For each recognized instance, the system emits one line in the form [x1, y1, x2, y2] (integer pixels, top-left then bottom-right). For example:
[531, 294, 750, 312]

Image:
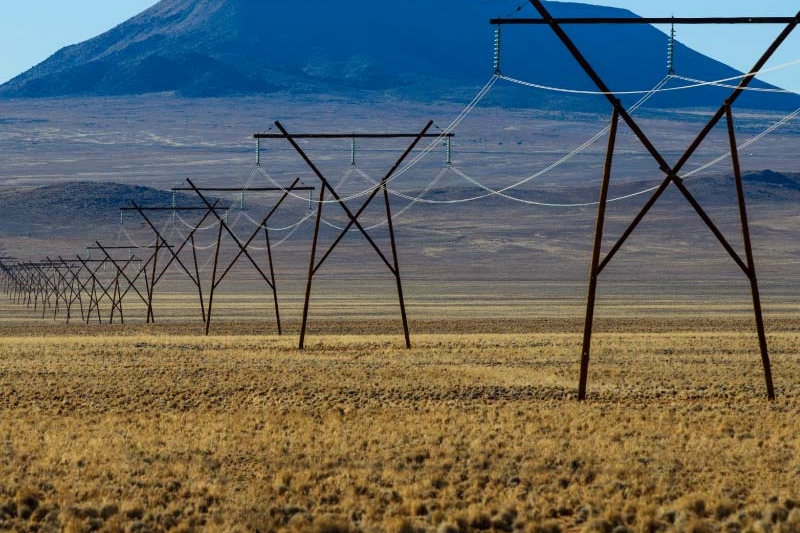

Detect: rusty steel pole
[190, 234, 207, 324]
[184, 181, 283, 335]
[299, 186, 326, 350]
[725, 104, 774, 400]
[383, 178, 411, 349]
[274, 121, 432, 349]
[126, 203, 219, 324]
[579, 109, 619, 401]
[205, 222, 225, 336]
[264, 226, 282, 335]
[60, 258, 89, 322]
[146, 239, 160, 324]
[507, 1, 797, 400]
[94, 243, 151, 311]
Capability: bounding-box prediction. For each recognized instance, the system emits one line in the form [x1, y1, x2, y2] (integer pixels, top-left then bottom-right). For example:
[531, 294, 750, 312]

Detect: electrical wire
[450, 103, 800, 207]
[374, 74, 671, 206]
[672, 74, 798, 94]
[114, 54, 800, 257]
[175, 212, 222, 232]
[498, 58, 800, 96]
[238, 209, 315, 232]
[252, 75, 500, 206]
[265, 73, 665, 213]
[313, 164, 454, 231]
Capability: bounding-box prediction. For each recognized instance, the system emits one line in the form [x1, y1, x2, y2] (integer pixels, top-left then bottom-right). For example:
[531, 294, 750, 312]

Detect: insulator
[445, 138, 452, 166]
[308, 189, 313, 211]
[493, 25, 502, 75]
[667, 21, 676, 75]
[241, 191, 245, 209]
[256, 138, 261, 166]
[351, 137, 356, 166]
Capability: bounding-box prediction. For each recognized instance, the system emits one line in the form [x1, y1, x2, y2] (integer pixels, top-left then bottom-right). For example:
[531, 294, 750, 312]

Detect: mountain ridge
[1, 0, 798, 111]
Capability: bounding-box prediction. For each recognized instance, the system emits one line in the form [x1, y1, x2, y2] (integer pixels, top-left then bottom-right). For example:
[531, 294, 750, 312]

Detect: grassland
[1, 317, 800, 533]
[2, 94, 800, 532]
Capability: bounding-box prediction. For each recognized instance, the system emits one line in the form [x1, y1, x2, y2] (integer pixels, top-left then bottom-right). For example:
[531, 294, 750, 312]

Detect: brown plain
[1, 315, 800, 533]
[2, 96, 800, 532]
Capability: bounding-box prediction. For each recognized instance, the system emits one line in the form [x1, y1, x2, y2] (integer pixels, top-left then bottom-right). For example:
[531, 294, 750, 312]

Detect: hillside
[0, 182, 204, 238]
[0, 0, 796, 110]
[2, 170, 799, 239]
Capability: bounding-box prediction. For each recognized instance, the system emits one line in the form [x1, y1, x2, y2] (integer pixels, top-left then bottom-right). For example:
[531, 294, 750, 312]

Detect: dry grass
[1, 320, 800, 532]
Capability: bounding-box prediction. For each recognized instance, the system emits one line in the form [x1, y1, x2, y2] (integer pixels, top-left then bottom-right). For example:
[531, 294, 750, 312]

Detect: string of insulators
[493, 25, 502, 75]
[256, 138, 261, 166]
[308, 190, 313, 211]
[241, 191, 245, 210]
[445, 138, 452, 166]
[350, 136, 356, 166]
[667, 20, 676, 75]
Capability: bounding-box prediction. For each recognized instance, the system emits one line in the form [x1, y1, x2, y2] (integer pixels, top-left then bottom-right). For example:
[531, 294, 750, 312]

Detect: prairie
[1, 316, 800, 533]
[2, 95, 800, 533]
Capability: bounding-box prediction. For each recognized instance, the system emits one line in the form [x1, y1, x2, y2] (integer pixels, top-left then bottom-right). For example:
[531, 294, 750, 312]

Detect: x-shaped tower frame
[492, 2, 800, 399]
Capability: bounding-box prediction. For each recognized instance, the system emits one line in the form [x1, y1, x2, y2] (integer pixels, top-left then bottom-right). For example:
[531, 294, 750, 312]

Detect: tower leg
[146, 241, 160, 324]
[265, 227, 282, 335]
[205, 223, 225, 336]
[300, 188, 325, 349]
[579, 109, 619, 401]
[191, 234, 207, 324]
[725, 104, 774, 400]
[383, 183, 411, 349]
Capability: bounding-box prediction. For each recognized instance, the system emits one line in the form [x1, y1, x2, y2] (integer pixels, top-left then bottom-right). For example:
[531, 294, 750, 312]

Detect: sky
[0, 0, 797, 91]
[569, 0, 800, 92]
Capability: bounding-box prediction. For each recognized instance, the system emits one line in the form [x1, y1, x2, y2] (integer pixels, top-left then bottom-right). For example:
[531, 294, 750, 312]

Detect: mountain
[0, 182, 201, 238]
[0, 0, 797, 110]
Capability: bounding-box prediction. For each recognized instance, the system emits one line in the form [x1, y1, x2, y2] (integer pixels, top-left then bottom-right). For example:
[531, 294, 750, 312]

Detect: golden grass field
[3, 74, 800, 533]
[1, 314, 800, 533]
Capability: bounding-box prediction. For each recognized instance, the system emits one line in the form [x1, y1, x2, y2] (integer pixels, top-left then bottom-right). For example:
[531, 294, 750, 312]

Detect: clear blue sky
[570, 0, 800, 92]
[0, 2, 156, 83]
[0, 1, 797, 91]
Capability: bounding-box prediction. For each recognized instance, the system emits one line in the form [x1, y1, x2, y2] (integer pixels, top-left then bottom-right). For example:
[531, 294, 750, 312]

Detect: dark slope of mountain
[3, 171, 799, 239]
[0, 0, 796, 110]
[419, 170, 800, 209]
[0, 182, 203, 237]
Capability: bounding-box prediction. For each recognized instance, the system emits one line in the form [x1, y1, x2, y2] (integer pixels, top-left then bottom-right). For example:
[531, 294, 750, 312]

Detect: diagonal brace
[185, 180, 275, 291]
[302, 121, 434, 276]
[274, 120, 433, 274]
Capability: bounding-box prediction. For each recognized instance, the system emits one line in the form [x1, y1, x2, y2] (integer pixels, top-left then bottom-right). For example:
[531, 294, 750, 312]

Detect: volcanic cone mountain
[0, 0, 797, 110]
